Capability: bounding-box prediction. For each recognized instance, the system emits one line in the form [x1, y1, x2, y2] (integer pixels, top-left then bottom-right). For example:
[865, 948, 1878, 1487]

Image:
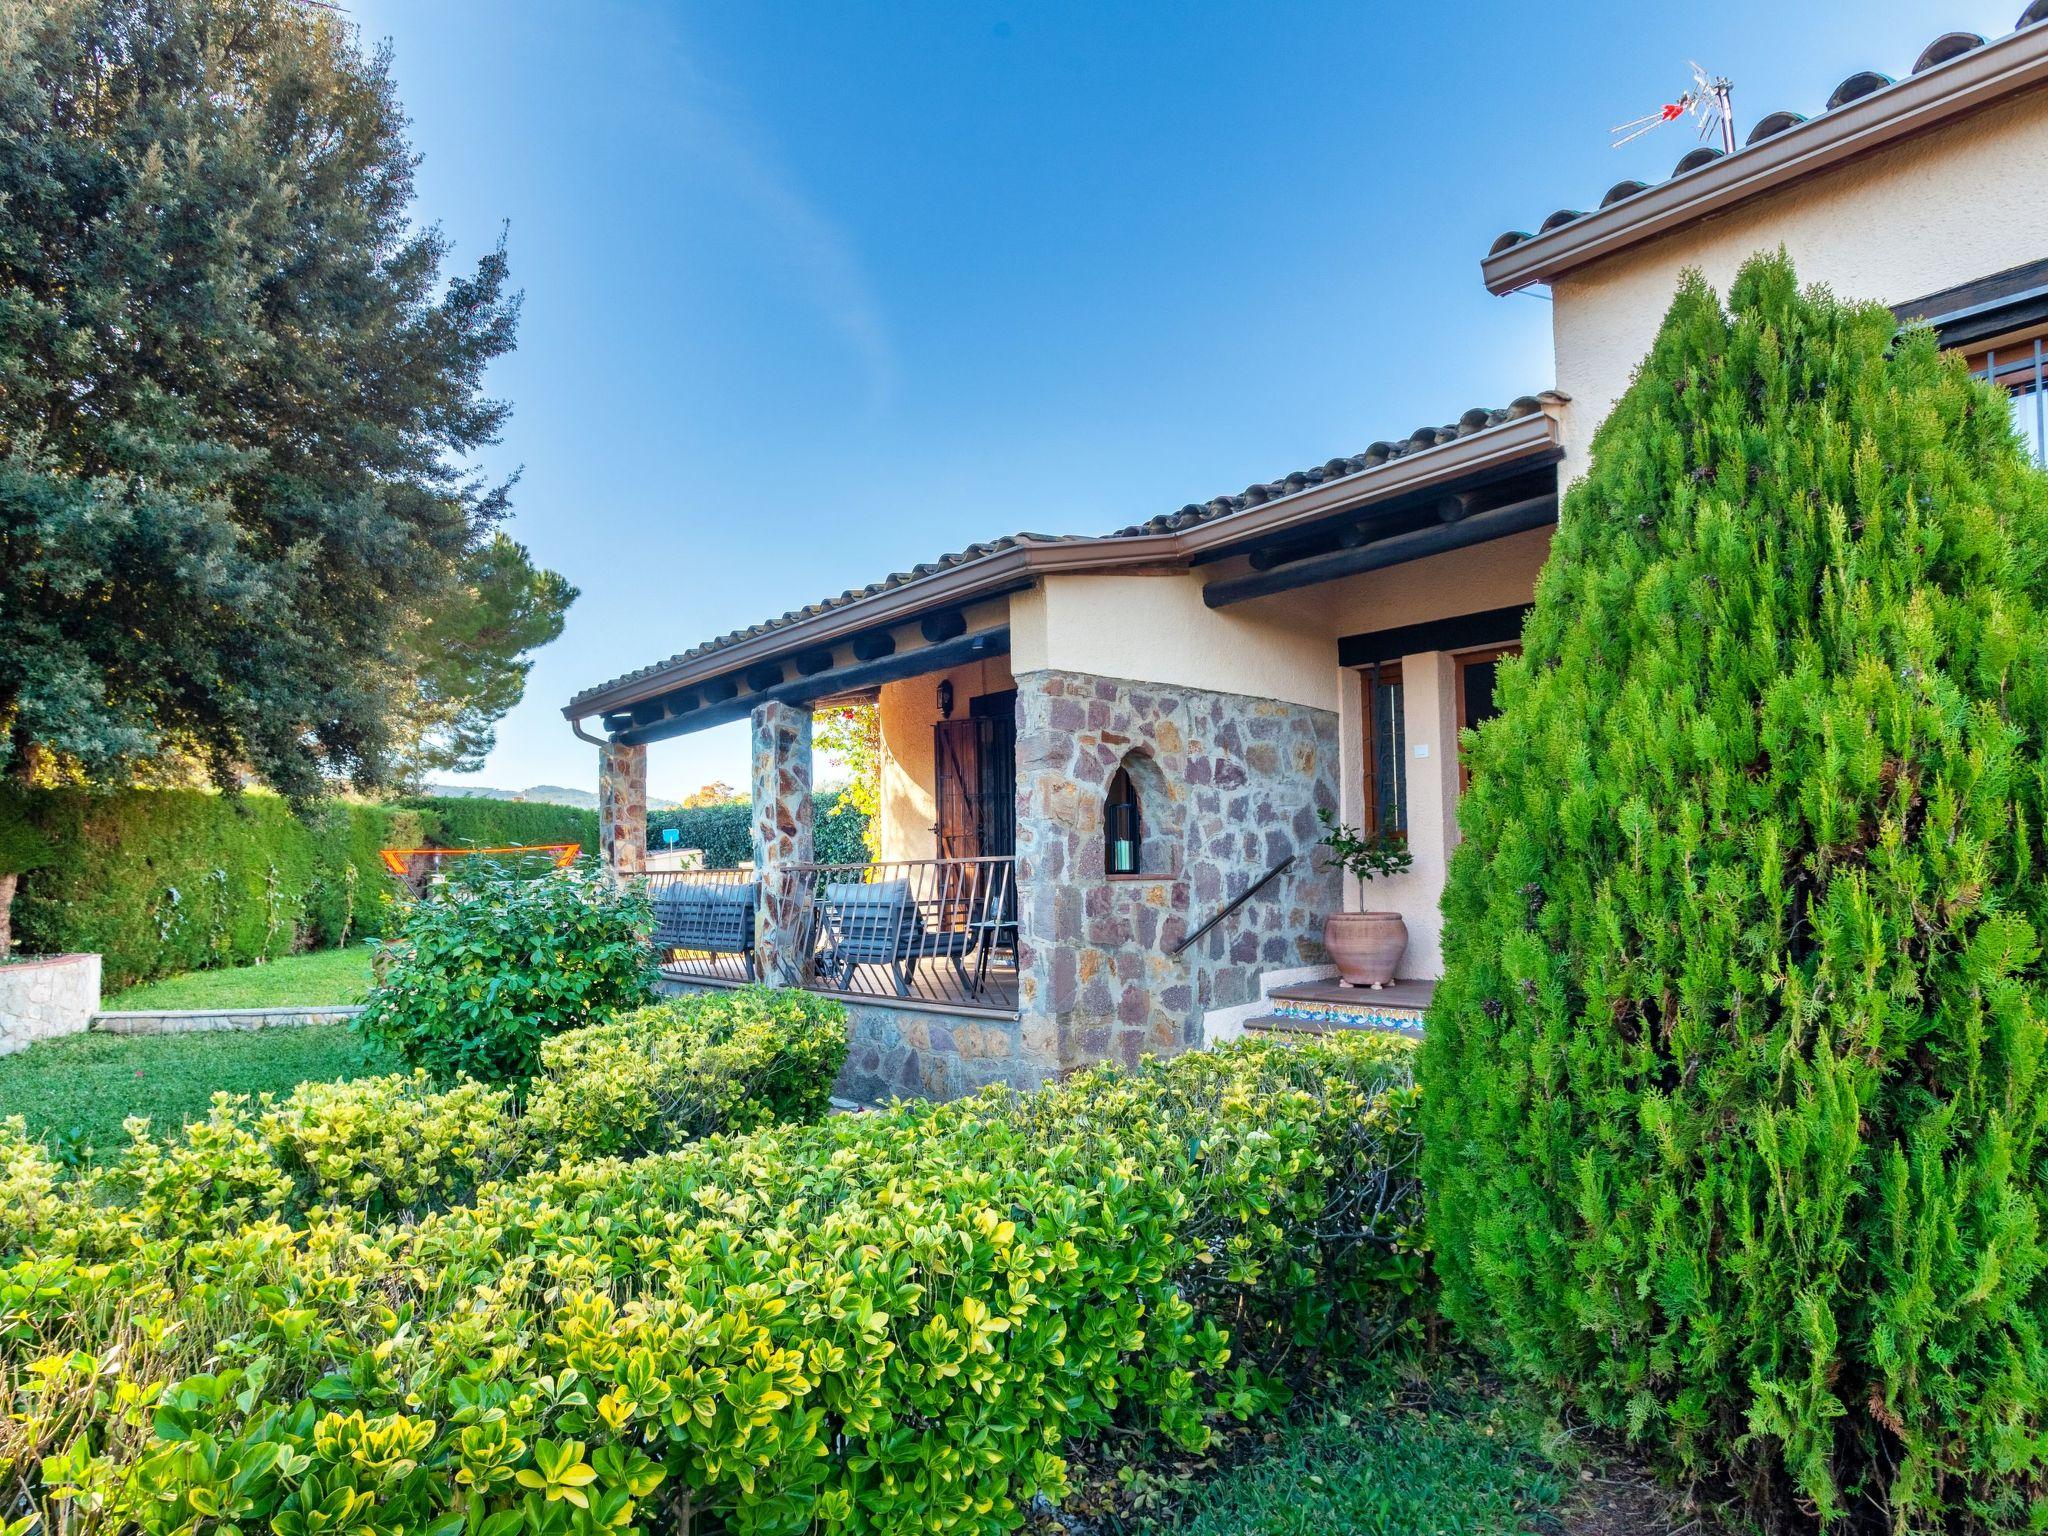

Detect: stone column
[750, 700, 814, 985]
[598, 741, 647, 881]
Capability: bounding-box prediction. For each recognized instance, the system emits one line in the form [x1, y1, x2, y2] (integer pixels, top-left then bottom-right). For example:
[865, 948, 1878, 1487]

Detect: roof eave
[1481, 21, 2048, 295]
[564, 406, 1567, 722]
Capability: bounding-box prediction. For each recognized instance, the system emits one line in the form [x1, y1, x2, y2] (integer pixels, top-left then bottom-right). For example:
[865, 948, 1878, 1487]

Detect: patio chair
[818, 878, 973, 997]
[652, 881, 758, 979]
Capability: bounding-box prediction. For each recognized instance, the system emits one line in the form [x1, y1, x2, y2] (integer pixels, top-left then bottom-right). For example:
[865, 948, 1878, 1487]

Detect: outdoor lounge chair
[818, 878, 973, 997]
[652, 881, 758, 979]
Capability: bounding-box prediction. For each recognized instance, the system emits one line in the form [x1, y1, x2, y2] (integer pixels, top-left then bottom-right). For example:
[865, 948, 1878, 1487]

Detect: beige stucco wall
[1009, 535, 1552, 980]
[874, 651, 1015, 862]
[1009, 571, 1338, 712]
[1552, 93, 2048, 473]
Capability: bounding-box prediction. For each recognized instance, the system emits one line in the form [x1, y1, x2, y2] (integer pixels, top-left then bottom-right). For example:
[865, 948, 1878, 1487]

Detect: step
[1243, 1011, 1424, 1040]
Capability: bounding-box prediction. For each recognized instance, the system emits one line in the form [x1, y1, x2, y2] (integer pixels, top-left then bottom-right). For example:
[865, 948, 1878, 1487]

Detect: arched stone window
[1105, 765, 1142, 874]
[1104, 750, 1171, 876]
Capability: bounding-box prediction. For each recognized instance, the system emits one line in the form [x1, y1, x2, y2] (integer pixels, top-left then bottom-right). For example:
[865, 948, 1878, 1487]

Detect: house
[567, 4, 2048, 1102]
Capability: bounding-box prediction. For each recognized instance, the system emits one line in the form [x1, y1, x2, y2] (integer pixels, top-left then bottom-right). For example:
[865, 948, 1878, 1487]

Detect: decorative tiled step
[1244, 977, 1433, 1039]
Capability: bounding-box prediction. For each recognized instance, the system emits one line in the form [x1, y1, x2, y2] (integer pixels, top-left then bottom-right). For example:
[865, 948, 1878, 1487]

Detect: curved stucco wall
[1552, 92, 2048, 475]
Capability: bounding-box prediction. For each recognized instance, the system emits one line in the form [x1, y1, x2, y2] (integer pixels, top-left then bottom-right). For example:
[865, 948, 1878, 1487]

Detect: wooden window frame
[1358, 661, 1406, 843]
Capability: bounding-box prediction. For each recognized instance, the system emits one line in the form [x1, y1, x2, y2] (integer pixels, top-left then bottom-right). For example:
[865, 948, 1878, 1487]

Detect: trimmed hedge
[0, 988, 850, 1245]
[401, 795, 598, 855]
[0, 788, 600, 989]
[1423, 255, 2048, 1530]
[2, 1033, 1421, 1536]
[649, 789, 869, 868]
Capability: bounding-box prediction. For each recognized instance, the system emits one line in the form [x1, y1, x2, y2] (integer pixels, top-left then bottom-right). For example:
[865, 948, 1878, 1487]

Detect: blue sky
[346, 0, 2020, 801]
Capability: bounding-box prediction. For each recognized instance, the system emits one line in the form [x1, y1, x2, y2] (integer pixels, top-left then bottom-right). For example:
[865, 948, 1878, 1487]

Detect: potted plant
[1314, 808, 1412, 988]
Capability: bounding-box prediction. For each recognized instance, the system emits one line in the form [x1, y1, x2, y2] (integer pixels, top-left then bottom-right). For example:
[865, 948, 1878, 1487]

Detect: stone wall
[653, 975, 1047, 1102]
[749, 701, 814, 985]
[1014, 669, 1341, 1074]
[598, 742, 648, 879]
[0, 953, 101, 1056]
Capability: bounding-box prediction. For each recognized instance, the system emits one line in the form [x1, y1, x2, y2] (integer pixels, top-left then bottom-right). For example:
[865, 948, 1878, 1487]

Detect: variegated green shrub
[0, 1035, 1421, 1535]
[0, 989, 850, 1256]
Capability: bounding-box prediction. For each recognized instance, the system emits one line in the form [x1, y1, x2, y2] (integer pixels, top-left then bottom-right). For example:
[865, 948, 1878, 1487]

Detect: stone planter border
[90, 1004, 363, 1037]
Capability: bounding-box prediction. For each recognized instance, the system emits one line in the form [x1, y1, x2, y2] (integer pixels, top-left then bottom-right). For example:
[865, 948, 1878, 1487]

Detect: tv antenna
[1612, 62, 1735, 155]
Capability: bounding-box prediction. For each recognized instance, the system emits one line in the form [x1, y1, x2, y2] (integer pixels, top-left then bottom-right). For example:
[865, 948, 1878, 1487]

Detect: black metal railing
[649, 857, 1020, 1012]
[1172, 854, 1295, 957]
[788, 856, 1018, 1011]
[647, 867, 759, 984]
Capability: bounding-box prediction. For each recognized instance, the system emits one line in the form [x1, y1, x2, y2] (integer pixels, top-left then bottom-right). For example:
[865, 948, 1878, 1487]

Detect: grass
[0, 1025, 402, 1157]
[1119, 1363, 1570, 1536]
[102, 944, 378, 1010]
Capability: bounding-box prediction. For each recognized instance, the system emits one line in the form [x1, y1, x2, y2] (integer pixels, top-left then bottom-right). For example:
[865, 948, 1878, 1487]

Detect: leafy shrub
[3, 1035, 1421, 1535]
[2, 989, 851, 1254]
[358, 859, 654, 1082]
[523, 988, 848, 1157]
[1423, 255, 2048, 1529]
[647, 787, 869, 867]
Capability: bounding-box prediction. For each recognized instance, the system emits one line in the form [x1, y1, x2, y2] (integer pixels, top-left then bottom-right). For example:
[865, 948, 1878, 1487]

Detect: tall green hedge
[0, 789, 600, 989]
[400, 795, 598, 854]
[1421, 255, 2048, 1530]
[647, 789, 869, 867]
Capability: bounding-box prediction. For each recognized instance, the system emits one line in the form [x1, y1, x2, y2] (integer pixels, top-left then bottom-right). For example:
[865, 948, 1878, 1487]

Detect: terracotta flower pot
[1324, 911, 1407, 989]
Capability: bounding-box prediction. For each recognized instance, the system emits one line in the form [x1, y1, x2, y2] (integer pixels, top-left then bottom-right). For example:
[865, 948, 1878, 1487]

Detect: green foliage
[647, 787, 869, 868]
[357, 859, 654, 1082]
[2, 988, 849, 1237]
[0, 1024, 399, 1161]
[0, 0, 568, 793]
[104, 944, 375, 1011]
[1422, 254, 2048, 1530]
[523, 989, 849, 1158]
[0, 786, 601, 988]
[1138, 1362, 1565, 1536]
[0, 786, 419, 988]
[0, 1035, 1422, 1535]
[403, 794, 599, 854]
[815, 703, 883, 859]
[1314, 807, 1413, 884]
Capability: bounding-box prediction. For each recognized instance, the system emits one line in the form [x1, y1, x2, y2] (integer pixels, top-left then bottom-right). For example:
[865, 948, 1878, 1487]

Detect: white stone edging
[91, 1004, 363, 1037]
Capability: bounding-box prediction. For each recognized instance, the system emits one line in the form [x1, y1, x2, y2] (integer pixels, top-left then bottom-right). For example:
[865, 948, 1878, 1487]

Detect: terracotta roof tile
[1486, 4, 2045, 261]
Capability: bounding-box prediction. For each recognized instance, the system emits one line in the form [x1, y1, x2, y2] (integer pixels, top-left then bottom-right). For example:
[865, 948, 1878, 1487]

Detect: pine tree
[0, 0, 571, 794]
[1422, 253, 2048, 1530]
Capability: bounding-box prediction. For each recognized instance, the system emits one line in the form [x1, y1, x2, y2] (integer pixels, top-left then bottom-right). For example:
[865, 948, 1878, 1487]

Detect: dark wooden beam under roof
[1338, 604, 1534, 667]
[1203, 492, 1558, 608]
[614, 629, 1012, 746]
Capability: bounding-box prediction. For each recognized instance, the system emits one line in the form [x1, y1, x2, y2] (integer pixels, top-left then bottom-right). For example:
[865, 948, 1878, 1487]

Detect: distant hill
[424, 782, 681, 811]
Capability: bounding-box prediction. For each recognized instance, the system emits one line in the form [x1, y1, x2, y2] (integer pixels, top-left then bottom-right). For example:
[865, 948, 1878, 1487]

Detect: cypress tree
[1422, 252, 2048, 1530]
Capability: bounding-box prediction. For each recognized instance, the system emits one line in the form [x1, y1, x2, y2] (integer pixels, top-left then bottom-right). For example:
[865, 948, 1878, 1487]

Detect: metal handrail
[1172, 853, 1295, 957]
[781, 855, 1019, 1011]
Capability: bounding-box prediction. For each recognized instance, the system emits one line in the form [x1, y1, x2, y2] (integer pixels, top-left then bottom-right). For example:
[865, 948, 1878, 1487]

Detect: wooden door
[933, 718, 983, 863]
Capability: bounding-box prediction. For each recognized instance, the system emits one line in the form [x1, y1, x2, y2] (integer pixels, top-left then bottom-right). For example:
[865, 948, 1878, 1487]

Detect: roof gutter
[1482, 21, 2048, 295]
[564, 406, 1565, 722]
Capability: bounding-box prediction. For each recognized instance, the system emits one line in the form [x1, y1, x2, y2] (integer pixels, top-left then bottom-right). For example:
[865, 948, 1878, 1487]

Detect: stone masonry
[1014, 669, 1341, 1076]
[750, 701, 814, 985]
[598, 742, 648, 879]
[0, 953, 101, 1056]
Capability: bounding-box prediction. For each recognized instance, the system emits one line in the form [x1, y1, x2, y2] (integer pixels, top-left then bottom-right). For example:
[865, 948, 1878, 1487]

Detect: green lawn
[0, 1025, 402, 1158]
[103, 943, 379, 1010]
[1131, 1365, 1569, 1536]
